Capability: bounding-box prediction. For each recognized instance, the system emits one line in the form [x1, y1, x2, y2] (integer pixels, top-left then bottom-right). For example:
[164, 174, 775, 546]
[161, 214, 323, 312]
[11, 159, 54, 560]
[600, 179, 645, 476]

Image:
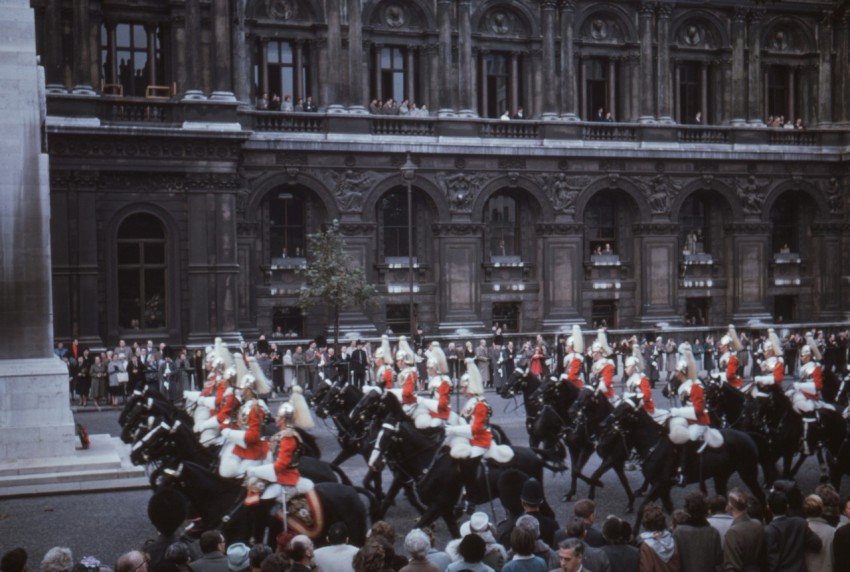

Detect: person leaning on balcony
[281, 95, 293, 112]
[256, 93, 269, 110]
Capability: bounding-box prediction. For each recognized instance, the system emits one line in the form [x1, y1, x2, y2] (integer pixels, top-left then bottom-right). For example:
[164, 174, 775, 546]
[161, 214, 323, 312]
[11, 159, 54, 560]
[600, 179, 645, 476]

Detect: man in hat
[225, 544, 250, 572]
[561, 325, 585, 390]
[622, 347, 663, 422]
[670, 348, 713, 485]
[589, 330, 615, 403]
[374, 335, 395, 390]
[754, 329, 784, 400]
[518, 478, 559, 549]
[350, 340, 368, 388]
[220, 358, 272, 478]
[711, 325, 744, 389]
[423, 342, 453, 426]
[396, 336, 419, 414]
[790, 333, 834, 454]
[142, 489, 201, 567]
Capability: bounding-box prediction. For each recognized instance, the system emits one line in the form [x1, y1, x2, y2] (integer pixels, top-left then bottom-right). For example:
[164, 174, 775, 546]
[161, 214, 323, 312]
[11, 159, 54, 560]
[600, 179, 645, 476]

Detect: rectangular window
[585, 58, 607, 119]
[678, 62, 700, 124]
[100, 23, 164, 97]
[685, 297, 710, 326]
[263, 40, 310, 103]
[269, 194, 306, 259]
[766, 66, 789, 121]
[591, 300, 617, 329]
[273, 306, 303, 337]
[386, 304, 414, 336]
[486, 53, 509, 118]
[492, 302, 520, 332]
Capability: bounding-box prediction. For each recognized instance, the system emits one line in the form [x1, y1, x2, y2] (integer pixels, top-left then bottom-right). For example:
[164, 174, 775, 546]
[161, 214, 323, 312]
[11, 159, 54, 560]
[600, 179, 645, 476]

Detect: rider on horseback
[753, 329, 784, 400]
[397, 336, 419, 416]
[589, 329, 616, 404]
[711, 325, 744, 389]
[193, 339, 239, 441]
[373, 335, 395, 391]
[623, 343, 667, 424]
[670, 348, 722, 486]
[560, 324, 585, 390]
[417, 342, 452, 429]
[789, 332, 834, 454]
[445, 358, 514, 500]
[219, 358, 273, 478]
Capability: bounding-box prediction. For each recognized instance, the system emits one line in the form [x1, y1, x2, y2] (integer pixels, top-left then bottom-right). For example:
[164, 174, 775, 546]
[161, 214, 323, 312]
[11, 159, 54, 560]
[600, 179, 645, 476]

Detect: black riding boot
[457, 456, 481, 513]
[675, 445, 688, 487]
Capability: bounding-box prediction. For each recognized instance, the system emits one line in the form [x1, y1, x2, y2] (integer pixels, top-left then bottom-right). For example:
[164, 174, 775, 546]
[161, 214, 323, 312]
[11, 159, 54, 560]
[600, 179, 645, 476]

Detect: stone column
[725, 223, 772, 322]
[209, 0, 234, 100]
[479, 50, 489, 117]
[106, 24, 118, 86]
[146, 26, 158, 87]
[293, 41, 304, 101]
[541, 0, 558, 119]
[232, 0, 251, 103]
[44, 0, 64, 90]
[71, 0, 94, 93]
[405, 48, 416, 105]
[426, 43, 439, 112]
[458, 0, 474, 115]
[629, 53, 640, 122]
[537, 224, 585, 326]
[183, 0, 205, 99]
[607, 59, 616, 119]
[747, 10, 764, 124]
[812, 223, 844, 320]
[530, 51, 542, 117]
[347, 0, 366, 112]
[817, 17, 833, 127]
[560, 0, 578, 119]
[0, 0, 76, 461]
[656, 3, 673, 123]
[730, 9, 746, 124]
[259, 39, 269, 96]
[324, 0, 343, 111]
[836, 14, 849, 125]
[372, 43, 383, 102]
[633, 224, 681, 326]
[638, 3, 655, 123]
[510, 52, 520, 114]
[437, 0, 454, 115]
[700, 63, 709, 122]
[186, 186, 241, 345]
[433, 224, 486, 333]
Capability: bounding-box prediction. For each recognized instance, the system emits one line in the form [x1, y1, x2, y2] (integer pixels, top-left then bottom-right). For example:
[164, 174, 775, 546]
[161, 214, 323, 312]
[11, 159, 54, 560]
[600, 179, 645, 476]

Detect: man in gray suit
[190, 531, 229, 572]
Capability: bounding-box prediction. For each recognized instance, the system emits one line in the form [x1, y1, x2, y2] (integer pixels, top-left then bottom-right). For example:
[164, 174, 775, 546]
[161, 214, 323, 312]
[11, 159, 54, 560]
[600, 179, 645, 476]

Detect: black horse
[160, 461, 375, 546]
[498, 368, 549, 448]
[598, 402, 765, 530]
[368, 411, 556, 537]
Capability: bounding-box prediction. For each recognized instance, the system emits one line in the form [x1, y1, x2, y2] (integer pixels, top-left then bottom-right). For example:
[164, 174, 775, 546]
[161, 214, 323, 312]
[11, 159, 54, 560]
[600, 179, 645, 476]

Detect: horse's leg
[789, 452, 808, 477]
[330, 447, 355, 467]
[402, 482, 428, 513]
[379, 477, 405, 517]
[612, 464, 637, 513]
[817, 449, 830, 483]
[562, 444, 581, 502]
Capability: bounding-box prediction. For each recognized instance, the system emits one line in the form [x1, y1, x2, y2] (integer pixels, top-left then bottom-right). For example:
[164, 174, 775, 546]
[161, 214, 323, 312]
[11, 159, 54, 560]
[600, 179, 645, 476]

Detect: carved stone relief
[580, 14, 625, 43]
[535, 173, 591, 215]
[735, 175, 769, 215]
[435, 171, 487, 213]
[637, 174, 682, 214]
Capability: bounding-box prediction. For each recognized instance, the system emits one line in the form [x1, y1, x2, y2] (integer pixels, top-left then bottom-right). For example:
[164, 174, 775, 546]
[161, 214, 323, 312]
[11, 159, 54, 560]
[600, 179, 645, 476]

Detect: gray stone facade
[34, 0, 850, 345]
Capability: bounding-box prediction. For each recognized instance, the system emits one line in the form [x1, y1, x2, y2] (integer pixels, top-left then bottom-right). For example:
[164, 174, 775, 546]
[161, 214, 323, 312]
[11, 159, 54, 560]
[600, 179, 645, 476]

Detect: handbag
[117, 372, 129, 383]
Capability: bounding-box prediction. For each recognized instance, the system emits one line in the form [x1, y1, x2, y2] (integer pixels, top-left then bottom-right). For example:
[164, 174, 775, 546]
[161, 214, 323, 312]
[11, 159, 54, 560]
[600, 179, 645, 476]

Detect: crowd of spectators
[9, 480, 850, 572]
[256, 94, 318, 113]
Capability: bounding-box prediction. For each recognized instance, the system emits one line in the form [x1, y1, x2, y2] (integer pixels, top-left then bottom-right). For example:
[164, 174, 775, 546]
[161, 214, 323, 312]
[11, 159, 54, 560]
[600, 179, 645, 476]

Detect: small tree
[297, 221, 377, 351]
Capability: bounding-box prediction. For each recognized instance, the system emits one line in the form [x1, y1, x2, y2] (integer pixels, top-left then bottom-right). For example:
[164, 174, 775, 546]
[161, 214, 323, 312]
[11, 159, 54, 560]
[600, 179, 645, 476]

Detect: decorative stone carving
[92, 172, 241, 193]
[633, 223, 680, 235]
[638, 174, 682, 214]
[724, 222, 771, 234]
[50, 136, 243, 161]
[736, 175, 769, 215]
[824, 177, 842, 215]
[266, 0, 299, 21]
[277, 153, 309, 166]
[487, 10, 515, 35]
[338, 222, 377, 235]
[383, 3, 406, 27]
[581, 14, 624, 43]
[677, 21, 718, 49]
[498, 156, 525, 170]
[536, 172, 591, 215]
[454, 158, 466, 170]
[432, 223, 484, 236]
[327, 169, 373, 213]
[764, 23, 807, 53]
[436, 171, 484, 212]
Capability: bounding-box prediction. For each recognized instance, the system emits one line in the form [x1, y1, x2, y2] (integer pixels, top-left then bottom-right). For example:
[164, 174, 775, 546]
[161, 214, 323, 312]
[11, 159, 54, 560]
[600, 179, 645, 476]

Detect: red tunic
[378, 365, 394, 390]
[764, 358, 784, 384]
[272, 430, 301, 486]
[637, 375, 655, 414]
[566, 355, 584, 389]
[724, 354, 742, 388]
[400, 368, 418, 405]
[470, 399, 493, 448]
[594, 360, 614, 399]
[233, 403, 269, 461]
[800, 363, 823, 400]
[429, 379, 452, 420]
[216, 390, 237, 424]
[687, 383, 710, 426]
[530, 351, 545, 376]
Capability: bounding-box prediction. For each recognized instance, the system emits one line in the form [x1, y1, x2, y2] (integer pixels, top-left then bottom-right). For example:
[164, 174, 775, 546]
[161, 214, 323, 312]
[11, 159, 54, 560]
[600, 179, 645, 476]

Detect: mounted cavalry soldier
[669, 347, 723, 485]
[623, 343, 667, 424]
[445, 358, 514, 499]
[711, 325, 744, 389]
[589, 329, 616, 403]
[561, 324, 585, 389]
[193, 338, 239, 442]
[373, 335, 395, 391]
[753, 328, 784, 400]
[415, 341, 453, 429]
[789, 332, 835, 454]
[396, 336, 419, 416]
[219, 357, 273, 478]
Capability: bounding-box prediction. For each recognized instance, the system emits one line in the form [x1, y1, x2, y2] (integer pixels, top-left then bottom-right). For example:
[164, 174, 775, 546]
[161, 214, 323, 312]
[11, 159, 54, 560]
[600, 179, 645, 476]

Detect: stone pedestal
[0, 359, 75, 460]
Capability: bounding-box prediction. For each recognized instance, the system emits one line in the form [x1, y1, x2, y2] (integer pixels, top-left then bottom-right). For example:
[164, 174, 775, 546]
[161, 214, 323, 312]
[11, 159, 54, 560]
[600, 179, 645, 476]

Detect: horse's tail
[296, 428, 322, 459]
[330, 463, 353, 486]
[353, 485, 381, 525]
[490, 423, 512, 447]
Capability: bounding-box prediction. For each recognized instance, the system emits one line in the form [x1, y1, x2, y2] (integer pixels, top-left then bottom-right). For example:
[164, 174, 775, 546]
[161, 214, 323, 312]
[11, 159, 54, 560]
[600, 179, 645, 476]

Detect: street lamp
[399, 153, 417, 335]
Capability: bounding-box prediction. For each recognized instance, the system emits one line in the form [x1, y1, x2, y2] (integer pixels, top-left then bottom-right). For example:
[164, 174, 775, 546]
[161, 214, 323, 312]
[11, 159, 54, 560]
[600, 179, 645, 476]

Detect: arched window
[680, 195, 709, 253]
[117, 213, 167, 330]
[585, 194, 617, 255]
[485, 194, 519, 258]
[380, 190, 417, 259]
[770, 194, 802, 253]
[269, 193, 306, 258]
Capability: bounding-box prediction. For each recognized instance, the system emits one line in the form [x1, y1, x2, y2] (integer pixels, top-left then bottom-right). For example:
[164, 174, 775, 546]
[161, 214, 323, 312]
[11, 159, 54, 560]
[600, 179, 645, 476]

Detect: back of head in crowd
[200, 531, 226, 555]
[1, 548, 27, 572]
[565, 517, 586, 539]
[602, 516, 624, 544]
[248, 545, 272, 570]
[574, 499, 595, 520]
[684, 491, 709, 522]
[642, 503, 668, 532]
[510, 526, 537, 557]
[404, 529, 431, 560]
[115, 551, 148, 572]
[164, 543, 191, 566]
[259, 554, 291, 572]
[768, 489, 789, 516]
[327, 521, 349, 545]
[40, 548, 73, 572]
[458, 534, 486, 564]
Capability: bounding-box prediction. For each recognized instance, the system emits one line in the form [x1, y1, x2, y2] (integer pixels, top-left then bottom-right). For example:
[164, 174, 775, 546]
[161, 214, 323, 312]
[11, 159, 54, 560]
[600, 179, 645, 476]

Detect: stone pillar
[183, 0, 205, 99]
[541, 0, 558, 119]
[836, 14, 849, 125]
[44, 0, 64, 90]
[607, 59, 616, 119]
[146, 26, 158, 87]
[458, 0, 474, 115]
[324, 0, 343, 111]
[232, 0, 251, 104]
[209, 0, 233, 99]
[634, 224, 680, 326]
[347, 0, 366, 112]
[530, 51, 542, 117]
[812, 223, 844, 320]
[510, 52, 520, 114]
[537, 224, 585, 327]
[560, 0, 578, 120]
[479, 50, 489, 117]
[629, 53, 640, 122]
[700, 63, 709, 122]
[0, 0, 75, 461]
[638, 3, 655, 123]
[433, 224, 485, 333]
[656, 4, 673, 123]
[730, 9, 746, 124]
[405, 48, 415, 105]
[747, 10, 764, 124]
[426, 43, 439, 112]
[726, 223, 772, 322]
[293, 40, 304, 101]
[259, 39, 269, 97]
[187, 187, 241, 345]
[372, 43, 383, 102]
[437, 0, 454, 115]
[817, 17, 833, 127]
[71, 0, 94, 93]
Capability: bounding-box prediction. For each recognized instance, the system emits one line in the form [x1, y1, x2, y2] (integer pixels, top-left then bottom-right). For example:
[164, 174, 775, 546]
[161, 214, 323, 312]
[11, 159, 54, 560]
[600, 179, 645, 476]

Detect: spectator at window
[281, 95, 293, 112]
[257, 93, 269, 110]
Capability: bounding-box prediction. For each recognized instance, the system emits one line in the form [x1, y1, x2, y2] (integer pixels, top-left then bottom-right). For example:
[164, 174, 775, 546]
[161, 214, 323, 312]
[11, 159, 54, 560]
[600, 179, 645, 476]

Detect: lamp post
[400, 153, 417, 335]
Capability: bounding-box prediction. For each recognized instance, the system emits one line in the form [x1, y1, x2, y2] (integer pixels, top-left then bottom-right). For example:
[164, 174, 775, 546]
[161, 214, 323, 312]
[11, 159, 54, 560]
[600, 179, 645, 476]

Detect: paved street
[0, 384, 842, 567]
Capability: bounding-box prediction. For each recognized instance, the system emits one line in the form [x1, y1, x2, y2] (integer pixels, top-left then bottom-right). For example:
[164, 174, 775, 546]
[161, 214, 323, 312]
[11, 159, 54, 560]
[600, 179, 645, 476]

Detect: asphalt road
[0, 385, 842, 568]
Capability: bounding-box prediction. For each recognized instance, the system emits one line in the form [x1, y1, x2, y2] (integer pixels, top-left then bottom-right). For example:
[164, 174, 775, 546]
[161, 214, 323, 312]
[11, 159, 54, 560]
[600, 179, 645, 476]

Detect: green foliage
[296, 223, 377, 340]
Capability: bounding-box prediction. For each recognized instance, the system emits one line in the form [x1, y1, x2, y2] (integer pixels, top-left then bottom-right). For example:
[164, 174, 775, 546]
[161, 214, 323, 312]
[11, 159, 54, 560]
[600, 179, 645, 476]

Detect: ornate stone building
[35, 0, 850, 346]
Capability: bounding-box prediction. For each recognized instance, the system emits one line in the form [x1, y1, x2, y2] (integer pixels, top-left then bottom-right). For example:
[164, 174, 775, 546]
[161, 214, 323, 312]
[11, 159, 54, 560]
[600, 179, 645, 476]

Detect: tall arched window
[380, 190, 417, 259]
[771, 194, 803, 253]
[680, 195, 709, 253]
[485, 194, 519, 258]
[585, 194, 617, 255]
[269, 193, 306, 258]
[117, 213, 167, 330]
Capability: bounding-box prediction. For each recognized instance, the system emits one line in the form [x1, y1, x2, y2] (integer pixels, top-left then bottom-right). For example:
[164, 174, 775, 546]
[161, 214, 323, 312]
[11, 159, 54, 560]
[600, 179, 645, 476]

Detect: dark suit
[350, 348, 368, 387]
[723, 513, 765, 572]
[189, 552, 228, 572]
[832, 522, 850, 572]
[764, 514, 821, 572]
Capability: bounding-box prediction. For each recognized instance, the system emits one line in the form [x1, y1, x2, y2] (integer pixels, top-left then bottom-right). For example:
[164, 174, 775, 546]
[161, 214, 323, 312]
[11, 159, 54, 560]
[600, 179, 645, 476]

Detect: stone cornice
[723, 223, 771, 234]
[535, 223, 583, 235]
[431, 223, 484, 236]
[632, 223, 680, 235]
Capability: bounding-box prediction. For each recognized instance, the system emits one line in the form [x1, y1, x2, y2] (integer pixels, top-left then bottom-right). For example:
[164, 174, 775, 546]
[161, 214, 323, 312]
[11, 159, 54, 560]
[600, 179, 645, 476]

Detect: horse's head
[498, 367, 530, 398]
[367, 421, 401, 473]
[662, 377, 681, 400]
[350, 389, 384, 425]
[314, 380, 344, 418]
[568, 387, 595, 418]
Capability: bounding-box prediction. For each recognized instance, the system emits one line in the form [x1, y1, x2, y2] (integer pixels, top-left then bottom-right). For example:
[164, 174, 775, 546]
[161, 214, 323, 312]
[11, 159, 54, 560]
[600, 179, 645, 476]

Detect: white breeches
[688, 424, 708, 441]
[249, 463, 314, 494]
[218, 442, 263, 478]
